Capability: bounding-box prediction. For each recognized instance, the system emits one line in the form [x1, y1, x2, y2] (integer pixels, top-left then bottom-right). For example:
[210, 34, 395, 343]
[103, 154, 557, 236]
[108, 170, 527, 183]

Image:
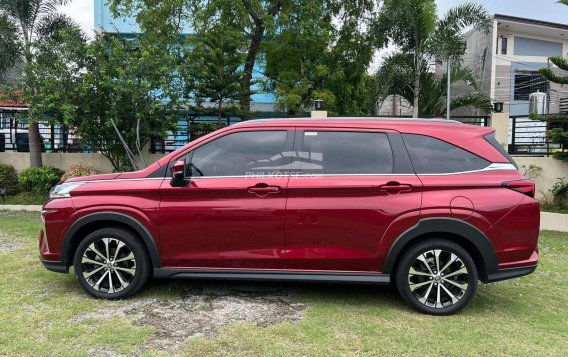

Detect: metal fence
[0, 114, 85, 153]
[508, 115, 563, 156]
[0, 110, 491, 155]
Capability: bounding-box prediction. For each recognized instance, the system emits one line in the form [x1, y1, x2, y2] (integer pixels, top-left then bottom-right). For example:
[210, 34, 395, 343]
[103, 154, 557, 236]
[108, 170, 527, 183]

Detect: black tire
[73, 227, 151, 299]
[395, 239, 478, 315]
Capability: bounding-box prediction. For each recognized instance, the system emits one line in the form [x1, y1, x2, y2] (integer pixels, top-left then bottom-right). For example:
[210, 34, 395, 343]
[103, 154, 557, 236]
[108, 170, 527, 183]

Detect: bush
[19, 166, 64, 195]
[0, 164, 19, 195]
[61, 164, 99, 182]
[550, 177, 568, 209]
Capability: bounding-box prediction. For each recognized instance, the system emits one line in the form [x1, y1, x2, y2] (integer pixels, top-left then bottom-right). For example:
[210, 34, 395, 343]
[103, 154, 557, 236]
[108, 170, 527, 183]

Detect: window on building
[501, 37, 508, 55]
[514, 71, 549, 101]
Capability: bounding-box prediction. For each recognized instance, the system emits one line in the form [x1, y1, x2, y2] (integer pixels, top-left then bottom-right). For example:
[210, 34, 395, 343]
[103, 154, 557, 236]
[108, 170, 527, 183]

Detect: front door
[285, 129, 423, 272]
[159, 129, 294, 269]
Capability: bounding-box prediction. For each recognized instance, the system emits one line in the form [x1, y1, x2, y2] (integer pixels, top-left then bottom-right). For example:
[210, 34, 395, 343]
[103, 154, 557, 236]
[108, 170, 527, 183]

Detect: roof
[0, 91, 27, 110]
[158, 116, 502, 167]
[494, 14, 568, 31]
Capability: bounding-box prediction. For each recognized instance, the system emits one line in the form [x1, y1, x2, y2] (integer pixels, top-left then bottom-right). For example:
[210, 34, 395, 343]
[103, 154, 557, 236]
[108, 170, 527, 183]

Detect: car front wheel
[73, 227, 151, 299]
[395, 239, 478, 315]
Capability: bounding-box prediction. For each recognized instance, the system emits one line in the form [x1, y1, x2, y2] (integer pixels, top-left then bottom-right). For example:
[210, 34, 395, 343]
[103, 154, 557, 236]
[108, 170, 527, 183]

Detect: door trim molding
[153, 268, 390, 284]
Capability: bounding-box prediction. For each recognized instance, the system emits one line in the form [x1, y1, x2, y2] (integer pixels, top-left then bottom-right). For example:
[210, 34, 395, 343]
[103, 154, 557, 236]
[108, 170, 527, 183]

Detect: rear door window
[402, 134, 490, 174]
[297, 131, 394, 175]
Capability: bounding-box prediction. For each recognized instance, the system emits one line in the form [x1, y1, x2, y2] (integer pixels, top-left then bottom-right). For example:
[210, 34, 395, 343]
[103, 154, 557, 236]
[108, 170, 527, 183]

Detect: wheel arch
[61, 212, 160, 269]
[383, 218, 497, 282]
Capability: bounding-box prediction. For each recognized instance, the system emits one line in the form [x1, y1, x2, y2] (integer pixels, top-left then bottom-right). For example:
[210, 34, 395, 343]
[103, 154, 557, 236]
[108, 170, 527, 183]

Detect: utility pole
[446, 58, 451, 120]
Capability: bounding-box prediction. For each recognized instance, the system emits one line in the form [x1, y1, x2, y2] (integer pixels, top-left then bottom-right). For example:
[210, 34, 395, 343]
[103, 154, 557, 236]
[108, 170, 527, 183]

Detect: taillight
[502, 180, 535, 198]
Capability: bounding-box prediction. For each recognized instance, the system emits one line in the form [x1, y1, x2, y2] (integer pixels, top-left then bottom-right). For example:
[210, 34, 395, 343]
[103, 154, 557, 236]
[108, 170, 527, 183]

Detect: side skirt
[153, 269, 391, 284]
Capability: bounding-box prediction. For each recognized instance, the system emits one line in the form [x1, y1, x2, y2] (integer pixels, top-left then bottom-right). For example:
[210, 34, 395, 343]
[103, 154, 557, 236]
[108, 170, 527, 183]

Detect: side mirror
[171, 160, 185, 179]
[170, 159, 189, 187]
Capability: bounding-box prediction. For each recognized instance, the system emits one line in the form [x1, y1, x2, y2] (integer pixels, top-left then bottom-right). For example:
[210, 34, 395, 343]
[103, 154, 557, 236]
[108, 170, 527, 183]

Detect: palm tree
[375, 52, 492, 117]
[0, 0, 74, 167]
[375, 0, 491, 117]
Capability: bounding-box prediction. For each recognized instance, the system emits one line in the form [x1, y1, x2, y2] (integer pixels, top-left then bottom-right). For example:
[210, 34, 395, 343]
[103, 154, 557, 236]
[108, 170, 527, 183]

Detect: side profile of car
[39, 118, 540, 315]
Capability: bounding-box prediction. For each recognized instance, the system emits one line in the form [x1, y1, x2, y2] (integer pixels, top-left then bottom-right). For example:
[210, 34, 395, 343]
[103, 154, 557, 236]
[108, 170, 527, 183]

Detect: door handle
[248, 184, 281, 196]
[379, 181, 412, 194]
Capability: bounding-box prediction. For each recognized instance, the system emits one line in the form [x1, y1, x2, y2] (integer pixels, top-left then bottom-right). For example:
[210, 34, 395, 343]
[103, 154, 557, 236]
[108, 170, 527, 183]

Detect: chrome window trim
[66, 163, 517, 182]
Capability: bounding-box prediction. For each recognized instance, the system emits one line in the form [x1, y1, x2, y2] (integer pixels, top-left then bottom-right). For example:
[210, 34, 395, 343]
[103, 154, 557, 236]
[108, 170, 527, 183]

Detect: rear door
[285, 129, 423, 272]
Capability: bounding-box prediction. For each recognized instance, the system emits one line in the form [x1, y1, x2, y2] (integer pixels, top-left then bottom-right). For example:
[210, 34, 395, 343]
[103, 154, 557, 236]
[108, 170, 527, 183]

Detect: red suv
[39, 118, 540, 315]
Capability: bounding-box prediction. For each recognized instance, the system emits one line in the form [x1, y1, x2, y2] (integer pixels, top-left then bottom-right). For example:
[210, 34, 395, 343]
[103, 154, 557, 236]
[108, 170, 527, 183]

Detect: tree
[262, 0, 378, 115]
[375, 0, 490, 117]
[28, 32, 181, 171]
[109, 0, 380, 117]
[0, 0, 76, 167]
[184, 17, 244, 124]
[375, 52, 492, 116]
[533, 1, 568, 162]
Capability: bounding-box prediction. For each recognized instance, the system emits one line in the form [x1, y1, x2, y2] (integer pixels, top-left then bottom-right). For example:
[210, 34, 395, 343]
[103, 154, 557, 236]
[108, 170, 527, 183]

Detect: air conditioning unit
[529, 92, 547, 115]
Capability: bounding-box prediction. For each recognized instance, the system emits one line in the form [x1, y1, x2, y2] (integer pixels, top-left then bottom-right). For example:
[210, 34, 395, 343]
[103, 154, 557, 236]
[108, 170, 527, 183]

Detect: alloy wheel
[80, 238, 137, 294]
[407, 249, 469, 309]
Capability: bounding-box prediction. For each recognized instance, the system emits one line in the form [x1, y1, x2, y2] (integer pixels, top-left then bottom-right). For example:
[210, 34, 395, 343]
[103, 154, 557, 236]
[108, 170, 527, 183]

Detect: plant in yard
[0, 0, 79, 168]
[28, 31, 180, 171]
[18, 166, 63, 195]
[0, 163, 18, 195]
[184, 12, 244, 125]
[60, 164, 98, 182]
[550, 177, 568, 208]
[375, 53, 492, 116]
[374, 0, 491, 117]
[520, 164, 542, 180]
[536, 1, 568, 162]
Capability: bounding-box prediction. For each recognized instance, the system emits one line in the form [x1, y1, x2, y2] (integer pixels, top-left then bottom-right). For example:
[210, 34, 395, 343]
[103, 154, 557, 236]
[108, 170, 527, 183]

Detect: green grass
[0, 211, 567, 356]
[540, 204, 568, 215]
[1, 192, 47, 205]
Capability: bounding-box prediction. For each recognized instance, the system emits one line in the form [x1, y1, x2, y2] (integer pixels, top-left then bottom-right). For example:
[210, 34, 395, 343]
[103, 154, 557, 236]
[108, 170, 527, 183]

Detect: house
[461, 14, 568, 116]
[93, 0, 277, 113]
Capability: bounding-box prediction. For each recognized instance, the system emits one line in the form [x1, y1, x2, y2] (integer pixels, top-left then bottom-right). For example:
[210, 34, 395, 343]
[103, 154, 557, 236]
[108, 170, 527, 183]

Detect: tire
[395, 239, 478, 315]
[73, 227, 151, 299]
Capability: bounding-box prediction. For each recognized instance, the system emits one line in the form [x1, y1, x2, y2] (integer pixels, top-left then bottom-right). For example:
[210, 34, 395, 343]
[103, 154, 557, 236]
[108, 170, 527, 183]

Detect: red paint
[40, 118, 540, 278]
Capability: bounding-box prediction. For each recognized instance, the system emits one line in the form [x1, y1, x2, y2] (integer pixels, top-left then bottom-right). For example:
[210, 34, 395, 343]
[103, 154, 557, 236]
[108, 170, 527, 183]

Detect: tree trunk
[218, 99, 223, 125]
[413, 55, 420, 118]
[22, 29, 44, 167]
[28, 122, 43, 167]
[239, 24, 265, 118]
[239, 0, 282, 119]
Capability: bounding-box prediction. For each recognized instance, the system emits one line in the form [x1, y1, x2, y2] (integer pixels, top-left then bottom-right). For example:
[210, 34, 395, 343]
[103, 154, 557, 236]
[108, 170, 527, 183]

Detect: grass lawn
[0, 211, 567, 356]
[1, 192, 47, 205]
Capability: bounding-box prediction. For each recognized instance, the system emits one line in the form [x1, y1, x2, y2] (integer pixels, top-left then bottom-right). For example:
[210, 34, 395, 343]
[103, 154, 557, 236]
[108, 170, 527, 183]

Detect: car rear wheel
[73, 227, 151, 299]
[395, 239, 477, 315]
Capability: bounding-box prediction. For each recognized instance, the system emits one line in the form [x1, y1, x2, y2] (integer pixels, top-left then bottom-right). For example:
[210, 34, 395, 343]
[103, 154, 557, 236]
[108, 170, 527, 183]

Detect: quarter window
[186, 131, 289, 177]
[297, 131, 393, 175]
[402, 134, 490, 174]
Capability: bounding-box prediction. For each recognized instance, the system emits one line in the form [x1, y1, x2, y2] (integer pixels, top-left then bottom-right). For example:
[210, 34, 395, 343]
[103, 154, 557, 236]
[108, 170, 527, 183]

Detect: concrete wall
[513, 156, 568, 200]
[0, 152, 166, 173]
[490, 112, 568, 200]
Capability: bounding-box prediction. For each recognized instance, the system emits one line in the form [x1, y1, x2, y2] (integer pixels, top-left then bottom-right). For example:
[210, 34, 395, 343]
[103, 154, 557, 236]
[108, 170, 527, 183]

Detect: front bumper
[39, 256, 69, 274]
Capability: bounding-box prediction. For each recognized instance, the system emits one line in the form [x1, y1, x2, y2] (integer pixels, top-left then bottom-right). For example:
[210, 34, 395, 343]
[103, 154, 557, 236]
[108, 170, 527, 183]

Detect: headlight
[49, 182, 85, 199]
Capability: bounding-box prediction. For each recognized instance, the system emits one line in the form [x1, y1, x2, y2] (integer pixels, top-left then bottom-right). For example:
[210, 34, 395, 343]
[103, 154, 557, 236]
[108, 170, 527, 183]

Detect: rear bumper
[39, 256, 69, 274]
[485, 264, 537, 283]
